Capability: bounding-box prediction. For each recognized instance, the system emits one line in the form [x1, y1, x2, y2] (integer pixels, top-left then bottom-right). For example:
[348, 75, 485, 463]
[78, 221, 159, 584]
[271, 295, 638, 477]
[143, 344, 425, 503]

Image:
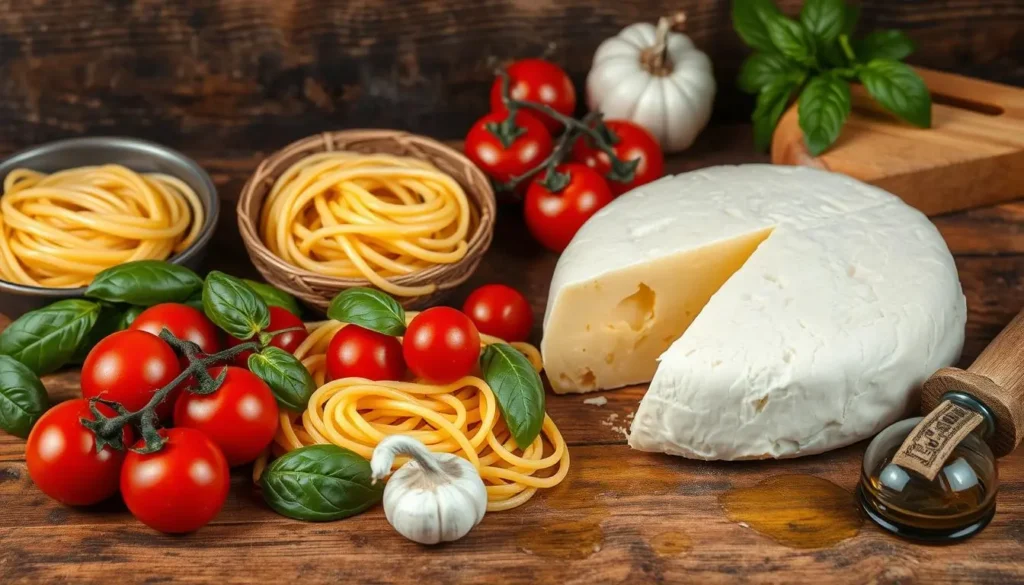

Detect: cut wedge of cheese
[541, 165, 966, 460]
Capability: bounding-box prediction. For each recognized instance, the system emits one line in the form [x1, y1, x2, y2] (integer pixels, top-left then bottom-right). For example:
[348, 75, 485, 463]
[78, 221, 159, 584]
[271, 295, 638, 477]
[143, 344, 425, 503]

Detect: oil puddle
[719, 474, 862, 549]
[648, 530, 691, 557]
[516, 519, 604, 560]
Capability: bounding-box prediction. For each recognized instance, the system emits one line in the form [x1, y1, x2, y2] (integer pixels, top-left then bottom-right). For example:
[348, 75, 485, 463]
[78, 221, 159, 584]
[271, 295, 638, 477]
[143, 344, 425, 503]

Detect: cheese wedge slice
[541, 165, 966, 460]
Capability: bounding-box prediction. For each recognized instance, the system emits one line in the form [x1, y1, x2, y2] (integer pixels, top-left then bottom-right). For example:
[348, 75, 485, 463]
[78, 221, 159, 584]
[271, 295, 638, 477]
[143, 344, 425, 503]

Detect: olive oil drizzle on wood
[719, 474, 863, 549]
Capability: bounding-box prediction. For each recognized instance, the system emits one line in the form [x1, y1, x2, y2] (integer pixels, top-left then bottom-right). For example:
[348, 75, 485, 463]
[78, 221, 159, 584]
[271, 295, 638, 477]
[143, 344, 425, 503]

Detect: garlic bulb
[586, 13, 715, 152]
[370, 435, 487, 545]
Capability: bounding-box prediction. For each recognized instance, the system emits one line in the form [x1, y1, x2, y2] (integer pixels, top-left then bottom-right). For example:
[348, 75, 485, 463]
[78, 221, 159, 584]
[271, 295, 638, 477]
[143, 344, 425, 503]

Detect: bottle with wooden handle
[858, 307, 1024, 543]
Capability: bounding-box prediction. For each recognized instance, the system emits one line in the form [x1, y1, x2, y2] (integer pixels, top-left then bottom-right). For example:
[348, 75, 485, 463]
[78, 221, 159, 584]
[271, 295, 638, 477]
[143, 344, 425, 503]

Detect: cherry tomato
[570, 120, 665, 196]
[403, 308, 481, 384]
[81, 330, 183, 418]
[462, 284, 533, 342]
[26, 399, 132, 506]
[121, 427, 230, 534]
[524, 163, 614, 252]
[465, 110, 553, 184]
[129, 303, 222, 355]
[173, 366, 279, 466]
[326, 325, 406, 382]
[490, 59, 576, 133]
[227, 306, 309, 367]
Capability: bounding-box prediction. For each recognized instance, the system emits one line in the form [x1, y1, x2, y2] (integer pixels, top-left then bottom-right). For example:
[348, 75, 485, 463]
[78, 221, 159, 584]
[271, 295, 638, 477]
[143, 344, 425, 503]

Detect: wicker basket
[237, 130, 496, 312]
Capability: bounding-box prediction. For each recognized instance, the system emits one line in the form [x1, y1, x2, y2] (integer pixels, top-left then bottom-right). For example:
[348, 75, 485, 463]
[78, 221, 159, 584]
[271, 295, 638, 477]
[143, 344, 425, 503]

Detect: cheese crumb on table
[583, 396, 608, 406]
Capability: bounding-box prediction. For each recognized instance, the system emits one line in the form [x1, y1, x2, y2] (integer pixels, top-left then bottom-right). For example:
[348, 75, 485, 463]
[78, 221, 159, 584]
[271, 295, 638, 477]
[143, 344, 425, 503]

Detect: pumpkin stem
[641, 12, 687, 76]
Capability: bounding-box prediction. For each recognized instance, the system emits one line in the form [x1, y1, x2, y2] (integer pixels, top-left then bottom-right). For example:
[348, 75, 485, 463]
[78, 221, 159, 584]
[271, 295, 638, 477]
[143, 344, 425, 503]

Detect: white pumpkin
[586, 14, 715, 153]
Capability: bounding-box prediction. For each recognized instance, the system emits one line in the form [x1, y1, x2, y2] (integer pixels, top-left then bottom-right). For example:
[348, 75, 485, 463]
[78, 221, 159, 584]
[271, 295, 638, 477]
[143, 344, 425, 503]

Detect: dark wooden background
[0, 1, 1022, 583]
[0, 0, 1020, 155]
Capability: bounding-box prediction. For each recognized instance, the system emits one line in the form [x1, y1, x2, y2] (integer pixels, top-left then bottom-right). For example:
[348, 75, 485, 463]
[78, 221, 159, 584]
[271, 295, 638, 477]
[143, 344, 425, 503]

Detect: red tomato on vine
[120, 427, 230, 534]
[129, 303, 222, 355]
[490, 59, 576, 133]
[26, 399, 132, 506]
[81, 330, 183, 418]
[570, 119, 665, 196]
[524, 163, 614, 253]
[465, 110, 553, 185]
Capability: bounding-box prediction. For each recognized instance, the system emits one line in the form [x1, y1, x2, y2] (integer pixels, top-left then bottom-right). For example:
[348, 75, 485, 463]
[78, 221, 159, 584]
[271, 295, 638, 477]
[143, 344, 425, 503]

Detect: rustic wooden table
[1, 125, 1022, 584]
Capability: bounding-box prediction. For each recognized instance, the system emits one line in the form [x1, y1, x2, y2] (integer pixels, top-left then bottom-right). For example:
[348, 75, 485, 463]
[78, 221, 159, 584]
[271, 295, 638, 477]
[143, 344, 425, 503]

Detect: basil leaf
[261, 445, 383, 521]
[0, 356, 48, 438]
[183, 290, 205, 311]
[327, 287, 406, 336]
[800, 0, 846, 46]
[737, 52, 803, 94]
[202, 271, 270, 340]
[70, 304, 125, 364]
[732, 0, 782, 53]
[118, 305, 147, 330]
[752, 78, 798, 152]
[764, 12, 817, 66]
[854, 30, 915, 62]
[85, 261, 202, 305]
[244, 279, 303, 317]
[0, 300, 100, 375]
[859, 59, 931, 128]
[249, 347, 315, 412]
[480, 343, 545, 449]
[798, 73, 852, 156]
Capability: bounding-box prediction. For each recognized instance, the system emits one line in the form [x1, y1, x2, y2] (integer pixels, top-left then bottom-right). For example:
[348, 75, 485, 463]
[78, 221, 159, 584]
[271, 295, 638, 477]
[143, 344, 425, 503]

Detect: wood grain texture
[0, 0, 1020, 154]
[0, 124, 1023, 582]
[771, 69, 1024, 216]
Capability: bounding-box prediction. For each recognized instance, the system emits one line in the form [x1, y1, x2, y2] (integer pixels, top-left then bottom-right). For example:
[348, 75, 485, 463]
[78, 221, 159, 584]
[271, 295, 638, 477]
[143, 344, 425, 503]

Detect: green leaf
[764, 12, 817, 65]
[854, 30, 915, 62]
[249, 347, 315, 412]
[800, 0, 846, 45]
[118, 305, 147, 330]
[261, 445, 383, 521]
[85, 261, 202, 306]
[480, 343, 545, 449]
[202, 271, 271, 340]
[0, 300, 100, 375]
[859, 59, 932, 128]
[0, 356, 48, 438]
[326, 288, 406, 336]
[70, 304, 124, 364]
[737, 52, 804, 94]
[798, 73, 852, 156]
[752, 78, 799, 152]
[243, 279, 303, 317]
[732, 0, 782, 52]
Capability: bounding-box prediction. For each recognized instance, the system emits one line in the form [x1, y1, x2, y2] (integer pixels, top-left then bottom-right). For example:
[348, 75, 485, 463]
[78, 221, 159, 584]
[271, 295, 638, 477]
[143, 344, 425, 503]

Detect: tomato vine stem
[491, 69, 639, 195]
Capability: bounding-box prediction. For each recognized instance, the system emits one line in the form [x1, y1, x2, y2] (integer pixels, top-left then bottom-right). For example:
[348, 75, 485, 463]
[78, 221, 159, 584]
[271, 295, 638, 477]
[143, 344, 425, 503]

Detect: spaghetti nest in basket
[258, 153, 474, 297]
[255, 316, 570, 512]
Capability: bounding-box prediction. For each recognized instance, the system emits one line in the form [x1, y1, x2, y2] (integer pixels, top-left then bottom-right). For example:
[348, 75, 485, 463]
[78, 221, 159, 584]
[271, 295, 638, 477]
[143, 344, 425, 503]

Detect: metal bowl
[0, 137, 219, 317]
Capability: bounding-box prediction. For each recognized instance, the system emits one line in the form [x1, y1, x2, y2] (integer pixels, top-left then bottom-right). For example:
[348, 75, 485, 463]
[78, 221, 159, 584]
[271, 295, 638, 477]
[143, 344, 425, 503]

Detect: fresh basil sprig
[261, 445, 383, 521]
[480, 343, 545, 449]
[85, 261, 202, 306]
[0, 355, 48, 438]
[244, 279, 303, 317]
[70, 304, 125, 364]
[0, 299, 100, 375]
[734, 0, 931, 155]
[248, 347, 315, 411]
[327, 288, 406, 336]
[202, 271, 270, 340]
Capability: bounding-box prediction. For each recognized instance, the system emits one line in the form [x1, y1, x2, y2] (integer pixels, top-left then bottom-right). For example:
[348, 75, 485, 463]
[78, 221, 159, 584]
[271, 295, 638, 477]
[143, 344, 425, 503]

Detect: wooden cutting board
[771, 67, 1024, 217]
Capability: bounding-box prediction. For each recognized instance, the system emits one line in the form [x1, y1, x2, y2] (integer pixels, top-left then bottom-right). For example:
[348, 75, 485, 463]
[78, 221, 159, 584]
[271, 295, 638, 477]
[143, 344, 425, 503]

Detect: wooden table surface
[1, 125, 1023, 584]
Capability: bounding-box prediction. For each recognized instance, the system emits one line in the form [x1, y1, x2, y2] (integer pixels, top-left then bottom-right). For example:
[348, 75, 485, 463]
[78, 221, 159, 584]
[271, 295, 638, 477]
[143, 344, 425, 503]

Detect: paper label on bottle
[891, 400, 984, 481]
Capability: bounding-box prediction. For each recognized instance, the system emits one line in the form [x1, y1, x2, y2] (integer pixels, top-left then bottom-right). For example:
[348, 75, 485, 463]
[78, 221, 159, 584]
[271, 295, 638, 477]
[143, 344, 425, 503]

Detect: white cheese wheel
[541, 165, 966, 460]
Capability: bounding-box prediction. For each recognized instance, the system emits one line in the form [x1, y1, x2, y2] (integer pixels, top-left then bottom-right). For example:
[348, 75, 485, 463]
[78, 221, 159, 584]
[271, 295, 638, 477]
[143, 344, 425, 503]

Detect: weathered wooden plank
[0, 0, 1019, 152]
[3, 442, 1024, 584]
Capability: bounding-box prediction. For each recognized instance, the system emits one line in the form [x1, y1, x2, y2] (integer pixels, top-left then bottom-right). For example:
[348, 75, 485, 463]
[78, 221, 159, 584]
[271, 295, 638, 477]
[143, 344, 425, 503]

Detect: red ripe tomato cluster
[25, 302, 311, 534]
[325, 285, 533, 384]
[465, 58, 665, 253]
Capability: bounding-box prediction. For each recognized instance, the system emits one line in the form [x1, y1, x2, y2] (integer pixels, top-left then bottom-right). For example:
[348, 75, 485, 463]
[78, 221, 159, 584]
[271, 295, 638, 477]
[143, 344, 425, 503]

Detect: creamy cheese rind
[540, 165, 965, 460]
